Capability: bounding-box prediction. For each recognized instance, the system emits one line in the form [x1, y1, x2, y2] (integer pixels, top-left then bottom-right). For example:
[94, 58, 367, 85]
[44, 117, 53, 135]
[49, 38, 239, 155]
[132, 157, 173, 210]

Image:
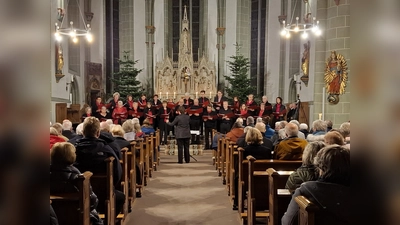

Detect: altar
[155, 6, 216, 100]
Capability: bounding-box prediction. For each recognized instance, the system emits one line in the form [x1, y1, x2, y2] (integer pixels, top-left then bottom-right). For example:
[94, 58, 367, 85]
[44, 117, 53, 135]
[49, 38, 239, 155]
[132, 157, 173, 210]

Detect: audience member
[274, 123, 307, 160]
[289, 120, 305, 139]
[299, 123, 309, 138]
[254, 122, 273, 151]
[50, 127, 66, 149]
[263, 116, 275, 139]
[52, 122, 68, 141]
[134, 123, 145, 139]
[68, 123, 84, 145]
[307, 120, 327, 142]
[282, 145, 350, 225]
[62, 119, 77, 139]
[226, 121, 244, 143]
[141, 118, 155, 135]
[50, 142, 103, 225]
[324, 131, 345, 145]
[122, 120, 135, 141]
[111, 124, 130, 149]
[270, 121, 282, 145]
[246, 116, 255, 127]
[74, 117, 124, 215]
[325, 120, 333, 132]
[339, 122, 350, 144]
[98, 121, 121, 159]
[285, 141, 326, 193]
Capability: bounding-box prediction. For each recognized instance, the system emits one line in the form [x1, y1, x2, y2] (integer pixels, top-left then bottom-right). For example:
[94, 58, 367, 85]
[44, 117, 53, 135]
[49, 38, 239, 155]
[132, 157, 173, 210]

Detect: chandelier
[54, 0, 92, 43]
[280, 0, 321, 39]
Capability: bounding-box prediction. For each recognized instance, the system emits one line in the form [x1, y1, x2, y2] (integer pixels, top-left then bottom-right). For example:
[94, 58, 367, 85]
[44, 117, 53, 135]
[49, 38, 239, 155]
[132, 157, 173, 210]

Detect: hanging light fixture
[54, 0, 92, 43]
[280, 0, 321, 39]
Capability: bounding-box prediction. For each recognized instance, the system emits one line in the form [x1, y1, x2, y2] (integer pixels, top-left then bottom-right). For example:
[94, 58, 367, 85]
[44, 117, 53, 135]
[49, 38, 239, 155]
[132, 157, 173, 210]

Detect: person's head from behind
[285, 122, 299, 137]
[339, 122, 350, 137]
[246, 116, 254, 126]
[312, 119, 327, 132]
[324, 131, 345, 145]
[111, 124, 125, 137]
[134, 123, 142, 133]
[83, 117, 100, 138]
[314, 144, 350, 186]
[177, 106, 186, 115]
[325, 120, 333, 129]
[299, 123, 308, 131]
[62, 119, 73, 131]
[75, 123, 84, 135]
[302, 141, 326, 166]
[235, 118, 243, 127]
[143, 119, 151, 127]
[100, 121, 110, 132]
[231, 121, 243, 130]
[256, 117, 263, 124]
[254, 122, 266, 134]
[50, 127, 59, 136]
[51, 142, 76, 166]
[280, 121, 288, 129]
[131, 118, 140, 125]
[289, 120, 300, 129]
[122, 120, 134, 133]
[245, 127, 263, 145]
[52, 123, 63, 135]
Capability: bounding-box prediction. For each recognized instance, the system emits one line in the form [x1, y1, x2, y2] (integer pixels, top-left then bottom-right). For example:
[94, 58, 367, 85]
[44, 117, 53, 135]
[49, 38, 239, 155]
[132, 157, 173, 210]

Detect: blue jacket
[265, 124, 275, 139]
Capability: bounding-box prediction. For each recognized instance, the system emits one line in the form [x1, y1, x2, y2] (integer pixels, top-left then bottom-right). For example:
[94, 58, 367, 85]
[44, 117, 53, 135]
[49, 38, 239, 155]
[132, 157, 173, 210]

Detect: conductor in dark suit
[167, 106, 191, 163]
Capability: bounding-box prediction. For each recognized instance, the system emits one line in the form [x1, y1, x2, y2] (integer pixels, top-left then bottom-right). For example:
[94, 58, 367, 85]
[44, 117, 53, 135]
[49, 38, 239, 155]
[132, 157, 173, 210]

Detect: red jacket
[50, 135, 66, 150]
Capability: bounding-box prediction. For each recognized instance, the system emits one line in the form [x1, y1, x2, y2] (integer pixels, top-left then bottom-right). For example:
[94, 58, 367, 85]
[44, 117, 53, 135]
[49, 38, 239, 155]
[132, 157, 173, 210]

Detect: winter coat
[306, 131, 326, 142]
[226, 128, 244, 143]
[274, 136, 307, 160]
[50, 164, 103, 225]
[285, 165, 317, 193]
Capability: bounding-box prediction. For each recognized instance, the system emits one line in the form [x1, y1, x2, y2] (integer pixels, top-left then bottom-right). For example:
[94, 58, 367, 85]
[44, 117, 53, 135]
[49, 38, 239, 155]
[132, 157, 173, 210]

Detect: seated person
[274, 123, 307, 160]
[50, 127, 66, 150]
[141, 118, 156, 135]
[282, 145, 350, 225]
[324, 131, 345, 146]
[122, 119, 135, 141]
[62, 119, 77, 139]
[74, 117, 124, 215]
[134, 123, 145, 139]
[226, 120, 244, 143]
[68, 123, 84, 145]
[110, 124, 130, 149]
[285, 141, 326, 193]
[50, 142, 103, 225]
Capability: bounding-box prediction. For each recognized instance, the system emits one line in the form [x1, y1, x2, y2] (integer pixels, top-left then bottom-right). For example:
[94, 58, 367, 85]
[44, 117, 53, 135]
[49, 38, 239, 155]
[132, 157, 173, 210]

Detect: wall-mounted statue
[324, 51, 348, 104]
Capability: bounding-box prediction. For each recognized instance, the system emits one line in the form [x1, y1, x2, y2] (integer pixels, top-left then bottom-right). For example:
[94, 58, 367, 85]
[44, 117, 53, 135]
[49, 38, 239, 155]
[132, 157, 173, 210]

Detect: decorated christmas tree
[224, 43, 256, 103]
[111, 51, 143, 101]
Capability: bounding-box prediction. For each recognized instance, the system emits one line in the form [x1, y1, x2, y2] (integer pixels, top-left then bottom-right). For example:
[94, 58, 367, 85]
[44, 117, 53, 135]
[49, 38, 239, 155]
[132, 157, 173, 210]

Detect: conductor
[167, 106, 191, 164]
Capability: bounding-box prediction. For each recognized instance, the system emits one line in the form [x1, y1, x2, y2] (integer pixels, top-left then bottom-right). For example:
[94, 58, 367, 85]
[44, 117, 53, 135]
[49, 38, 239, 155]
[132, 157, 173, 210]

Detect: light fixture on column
[280, 0, 321, 39]
[54, 0, 92, 43]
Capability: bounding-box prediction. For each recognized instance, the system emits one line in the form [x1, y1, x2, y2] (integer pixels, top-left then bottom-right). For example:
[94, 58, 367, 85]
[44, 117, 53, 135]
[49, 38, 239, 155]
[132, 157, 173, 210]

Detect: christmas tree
[224, 43, 256, 103]
[111, 51, 143, 101]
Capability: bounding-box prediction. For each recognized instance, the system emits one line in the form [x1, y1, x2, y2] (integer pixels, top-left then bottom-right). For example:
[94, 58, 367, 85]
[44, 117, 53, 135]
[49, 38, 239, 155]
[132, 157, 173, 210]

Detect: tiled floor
[124, 152, 240, 225]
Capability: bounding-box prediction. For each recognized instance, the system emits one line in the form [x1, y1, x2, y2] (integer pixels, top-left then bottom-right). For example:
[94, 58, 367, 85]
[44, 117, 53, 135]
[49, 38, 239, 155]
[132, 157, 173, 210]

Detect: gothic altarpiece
[155, 6, 216, 100]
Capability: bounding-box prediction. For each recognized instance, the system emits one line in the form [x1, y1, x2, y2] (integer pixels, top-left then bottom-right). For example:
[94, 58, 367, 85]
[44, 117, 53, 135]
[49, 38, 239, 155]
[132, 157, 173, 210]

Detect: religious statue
[324, 51, 348, 103]
[301, 41, 310, 76]
[56, 44, 64, 74]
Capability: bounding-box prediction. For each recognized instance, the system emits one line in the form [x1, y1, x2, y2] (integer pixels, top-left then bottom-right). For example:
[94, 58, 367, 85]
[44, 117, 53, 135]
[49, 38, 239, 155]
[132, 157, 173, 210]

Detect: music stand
[187, 130, 200, 162]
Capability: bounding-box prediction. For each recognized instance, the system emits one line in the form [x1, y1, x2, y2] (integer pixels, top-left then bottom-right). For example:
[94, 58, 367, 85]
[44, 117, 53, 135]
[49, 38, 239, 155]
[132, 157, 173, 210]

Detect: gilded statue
[301, 41, 310, 76]
[324, 51, 348, 95]
[56, 44, 64, 74]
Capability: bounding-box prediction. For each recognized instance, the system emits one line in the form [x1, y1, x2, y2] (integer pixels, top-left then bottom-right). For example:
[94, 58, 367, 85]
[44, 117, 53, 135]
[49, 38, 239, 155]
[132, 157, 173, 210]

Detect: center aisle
[125, 152, 239, 225]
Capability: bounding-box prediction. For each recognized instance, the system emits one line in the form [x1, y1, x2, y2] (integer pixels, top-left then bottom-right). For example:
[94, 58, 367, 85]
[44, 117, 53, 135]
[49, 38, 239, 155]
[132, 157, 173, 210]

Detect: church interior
[49, 0, 352, 225]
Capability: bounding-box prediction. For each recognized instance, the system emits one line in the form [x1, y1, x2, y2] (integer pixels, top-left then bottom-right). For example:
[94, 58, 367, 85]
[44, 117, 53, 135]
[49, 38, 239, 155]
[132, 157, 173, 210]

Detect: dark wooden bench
[50, 171, 92, 225]
[90, 157, 123, 225]
[267, 168, 293, 225]
[237, 148, 301, 222]
[119, 148, 129, 221]
[295, 195, 319, 225]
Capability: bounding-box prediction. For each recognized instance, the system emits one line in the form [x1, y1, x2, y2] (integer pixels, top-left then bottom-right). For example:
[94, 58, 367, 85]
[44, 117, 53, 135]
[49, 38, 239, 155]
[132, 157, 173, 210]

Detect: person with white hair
[339, 121, 350, 144]
[307, 119, 327, 142]
[112, 100, 128, 125]
[289, 120, 305, 139]
[52, 122, 68, 141]
[109, 92, 120, 111]
[274, 123, 307, 160]
[299, 123, 309, 138]
[68, 123, 84, 145]
[62, 119, 77, 139]
[183, 92, 194, 107]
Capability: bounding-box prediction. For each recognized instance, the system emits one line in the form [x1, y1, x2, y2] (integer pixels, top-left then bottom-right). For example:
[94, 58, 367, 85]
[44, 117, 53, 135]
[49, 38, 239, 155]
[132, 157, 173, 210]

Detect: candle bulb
[173, 92, 176, 99]
[318, 113, 322, 120]
[209, 91, 212, 99]
[166, 92, 168, 99]
[196, 92, 198, 99]
[160, 92, 162, 99]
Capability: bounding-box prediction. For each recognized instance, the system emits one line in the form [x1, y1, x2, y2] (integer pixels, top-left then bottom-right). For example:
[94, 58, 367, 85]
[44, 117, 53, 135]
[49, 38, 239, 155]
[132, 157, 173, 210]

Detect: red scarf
[240, 109, 247, 115]
[276, 104, 281, 113]
[128, 100, 134, 108]
[246, 100, 253, 106]
[258, 110, 264, 117]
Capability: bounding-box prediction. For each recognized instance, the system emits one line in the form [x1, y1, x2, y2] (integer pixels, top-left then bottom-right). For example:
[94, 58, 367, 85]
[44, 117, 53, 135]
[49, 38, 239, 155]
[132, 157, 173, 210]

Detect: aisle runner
[126, 154, 239, 225]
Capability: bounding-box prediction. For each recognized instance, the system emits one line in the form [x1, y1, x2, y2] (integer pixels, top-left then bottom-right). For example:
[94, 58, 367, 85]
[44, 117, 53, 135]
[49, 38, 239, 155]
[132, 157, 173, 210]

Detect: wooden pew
[237, 148, 302, 222]
[128, 141, 137, 205]
[295, 196, 319, 225]
[154, 129, 160, 169]
[216, 134, 223, 174]
[147, 134, 154, 178]
[229, 145, 238, 202]
[118, 148, 129, 222]
[225, 139, 236, 195]
[135, 138, 146, 192]
[50, 171, 92, 225]
[212, 129, 217, 165]
[267, 168, 293, 225]
[90, 157, 117, 225]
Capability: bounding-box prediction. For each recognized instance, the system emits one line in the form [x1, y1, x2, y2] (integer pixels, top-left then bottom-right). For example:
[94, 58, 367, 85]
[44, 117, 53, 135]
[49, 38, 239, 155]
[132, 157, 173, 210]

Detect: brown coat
[226, 128, 244, 143]
[275, 137, 307, 160]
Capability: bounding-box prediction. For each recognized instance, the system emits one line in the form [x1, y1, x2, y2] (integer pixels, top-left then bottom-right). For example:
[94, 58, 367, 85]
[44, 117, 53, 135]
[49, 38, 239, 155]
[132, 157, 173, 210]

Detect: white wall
[207, 0, 219, 81]
[153, 0, 165, 81]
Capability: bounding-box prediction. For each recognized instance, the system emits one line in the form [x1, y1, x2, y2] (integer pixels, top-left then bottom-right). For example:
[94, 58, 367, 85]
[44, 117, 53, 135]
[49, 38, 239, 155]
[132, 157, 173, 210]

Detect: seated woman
[110, 124, 130, 149]
[226, 120, 244, 143]
[141, 118, 155, 135]
[134, 123, 145, 139]
[122, 120, 135, 141]
[50, 127, 66, 150]
[81, 106, 92, 122]
[50, 142, 103, 225]
[285, 141, 326, 193]
[96, 106, 111, 122]
[282, 144, 350, 225]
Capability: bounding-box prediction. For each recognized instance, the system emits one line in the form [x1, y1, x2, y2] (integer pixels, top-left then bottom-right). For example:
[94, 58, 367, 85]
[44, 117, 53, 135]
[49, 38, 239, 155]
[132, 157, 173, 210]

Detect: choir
[84, 91, 288, 147]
